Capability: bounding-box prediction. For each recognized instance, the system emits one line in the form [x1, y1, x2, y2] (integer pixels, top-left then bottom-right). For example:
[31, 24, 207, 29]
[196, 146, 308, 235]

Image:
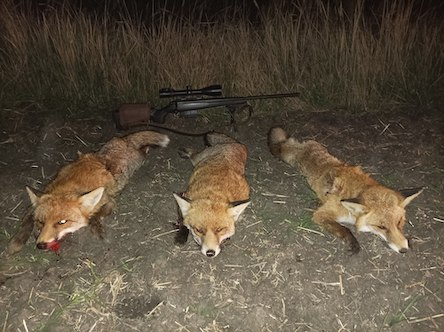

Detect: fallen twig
[408, 313, 444, 324]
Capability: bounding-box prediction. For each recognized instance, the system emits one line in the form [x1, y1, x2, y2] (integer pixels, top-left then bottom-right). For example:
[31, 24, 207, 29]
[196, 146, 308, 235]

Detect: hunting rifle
[113, 84, 299, 131]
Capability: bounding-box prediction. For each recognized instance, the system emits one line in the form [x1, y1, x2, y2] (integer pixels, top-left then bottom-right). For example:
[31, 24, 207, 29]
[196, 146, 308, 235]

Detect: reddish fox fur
[268, 127, 422, 254]
[174, 132, 250, 258]
[5, 131, 169, 255]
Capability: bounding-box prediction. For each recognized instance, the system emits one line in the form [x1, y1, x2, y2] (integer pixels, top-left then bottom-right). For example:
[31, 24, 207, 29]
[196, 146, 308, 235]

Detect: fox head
[341, 187, 423, 253]
[26, 186, 105, 250]
[173, 193, 250, 258]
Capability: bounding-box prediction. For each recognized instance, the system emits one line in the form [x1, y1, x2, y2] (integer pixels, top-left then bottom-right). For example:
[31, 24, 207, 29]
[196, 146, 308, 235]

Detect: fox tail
[268, 127, 291, 158]
[123, 131, 170, 150]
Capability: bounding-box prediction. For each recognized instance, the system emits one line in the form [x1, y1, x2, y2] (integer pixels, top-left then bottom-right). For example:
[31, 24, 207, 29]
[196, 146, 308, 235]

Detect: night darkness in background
[9, 0, 444, 23]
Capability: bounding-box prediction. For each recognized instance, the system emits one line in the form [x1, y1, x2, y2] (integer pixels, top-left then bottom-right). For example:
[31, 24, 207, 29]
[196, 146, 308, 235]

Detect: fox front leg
[175, 224, 189, 244]
[89, 201, 115, 239]
[313, 208, 360, 254]
[4, 207, 35, 256]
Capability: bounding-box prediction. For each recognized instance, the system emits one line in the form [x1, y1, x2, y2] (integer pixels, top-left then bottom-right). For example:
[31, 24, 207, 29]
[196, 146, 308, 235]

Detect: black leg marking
[175, 224, 189, 245]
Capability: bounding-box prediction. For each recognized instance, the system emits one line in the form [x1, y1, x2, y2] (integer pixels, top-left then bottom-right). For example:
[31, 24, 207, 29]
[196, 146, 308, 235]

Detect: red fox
[268, 127, 422, 254]
[174, 133, 250, 258]
[5, 131, 169, 254]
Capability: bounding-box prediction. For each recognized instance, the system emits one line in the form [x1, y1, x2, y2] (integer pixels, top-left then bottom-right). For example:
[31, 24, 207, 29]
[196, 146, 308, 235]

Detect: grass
[0, 0, 442, 113]
[383, 294, 421, 327]
[36, 258, 130, 331]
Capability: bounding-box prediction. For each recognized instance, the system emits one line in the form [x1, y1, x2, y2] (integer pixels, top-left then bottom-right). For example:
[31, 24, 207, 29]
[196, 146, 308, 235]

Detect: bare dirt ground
[0, 105, 443, 332]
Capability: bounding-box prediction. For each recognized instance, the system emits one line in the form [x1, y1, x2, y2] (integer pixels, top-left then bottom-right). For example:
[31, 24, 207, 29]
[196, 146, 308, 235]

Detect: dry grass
[0, 0, 442, 112]
[0, 20, 443, 328]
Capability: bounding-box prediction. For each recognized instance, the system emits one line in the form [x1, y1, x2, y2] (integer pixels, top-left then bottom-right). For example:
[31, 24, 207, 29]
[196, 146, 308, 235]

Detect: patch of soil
[0, 106, 443, 331]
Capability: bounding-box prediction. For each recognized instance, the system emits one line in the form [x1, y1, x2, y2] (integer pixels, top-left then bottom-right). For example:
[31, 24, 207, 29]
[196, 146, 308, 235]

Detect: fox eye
[215, 227, 227, 233]
[376, 225, 387, 230]
[194, 227, 204, 234]
[58, 219, 67, 225]
[36, 220, 44, 228]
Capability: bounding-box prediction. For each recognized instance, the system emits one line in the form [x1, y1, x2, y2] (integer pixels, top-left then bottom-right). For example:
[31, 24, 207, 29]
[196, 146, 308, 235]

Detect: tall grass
[0, 0, 442, 112]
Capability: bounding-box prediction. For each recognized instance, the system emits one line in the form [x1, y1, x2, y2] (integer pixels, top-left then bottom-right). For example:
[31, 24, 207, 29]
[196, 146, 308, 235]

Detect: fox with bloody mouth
[6, 130, 169, 254]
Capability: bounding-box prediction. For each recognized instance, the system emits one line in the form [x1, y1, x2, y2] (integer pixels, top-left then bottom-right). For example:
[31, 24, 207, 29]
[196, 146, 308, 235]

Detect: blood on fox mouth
[36, 239, 60, 252]
[37, 233, 72, 253]
[46, 240, 61, 253]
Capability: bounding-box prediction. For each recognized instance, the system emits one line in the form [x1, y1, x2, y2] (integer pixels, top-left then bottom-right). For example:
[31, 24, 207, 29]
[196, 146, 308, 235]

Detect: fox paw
[348, 239, 361, 255]
[175, 225, 189, 245]
[89, 218, 106, 239]
[178, 148, 194, 159]
[4, 239, 25, 256]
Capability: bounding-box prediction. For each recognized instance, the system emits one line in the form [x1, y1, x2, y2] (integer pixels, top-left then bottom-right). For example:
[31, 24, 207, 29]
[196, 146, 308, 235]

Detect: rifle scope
[159, 84, 222, 98]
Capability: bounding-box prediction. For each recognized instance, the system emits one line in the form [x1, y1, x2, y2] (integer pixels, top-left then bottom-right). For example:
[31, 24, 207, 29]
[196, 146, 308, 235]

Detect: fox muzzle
[36, 242, 47, 250]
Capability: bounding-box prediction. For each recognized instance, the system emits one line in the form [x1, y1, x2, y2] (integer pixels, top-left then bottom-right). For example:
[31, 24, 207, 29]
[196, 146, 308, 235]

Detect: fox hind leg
[313, 207, 360, 254]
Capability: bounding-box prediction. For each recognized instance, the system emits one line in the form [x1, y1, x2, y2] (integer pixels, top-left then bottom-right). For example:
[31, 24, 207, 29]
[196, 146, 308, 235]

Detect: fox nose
[399, 248, 408, 254]
[36, 242, 47, 250]
[206, 249, 216, 257]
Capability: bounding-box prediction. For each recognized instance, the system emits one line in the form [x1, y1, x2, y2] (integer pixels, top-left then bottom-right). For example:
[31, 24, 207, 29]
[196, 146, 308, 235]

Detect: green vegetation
[0, 0, 442, 112]
[383, 294, 421, 327]
[36, 258, 130, 331]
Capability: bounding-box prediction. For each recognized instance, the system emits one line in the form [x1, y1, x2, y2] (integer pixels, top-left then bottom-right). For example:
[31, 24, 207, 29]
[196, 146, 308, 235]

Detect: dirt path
[0, 106, 443, 331]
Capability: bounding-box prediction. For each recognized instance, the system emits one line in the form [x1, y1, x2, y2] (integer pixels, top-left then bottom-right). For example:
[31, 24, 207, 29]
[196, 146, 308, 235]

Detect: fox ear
[26, 186, 40, 206]
[399, 187, 423, 208]
[229, 199, 251, 221]
[173, 193, 191, 218]
[79, 187, 105, 211]
[341, 198, 368, 215]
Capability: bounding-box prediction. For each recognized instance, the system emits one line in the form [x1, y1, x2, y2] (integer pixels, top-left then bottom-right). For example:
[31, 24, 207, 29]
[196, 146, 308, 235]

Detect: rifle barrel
[174, 92, 299, 111]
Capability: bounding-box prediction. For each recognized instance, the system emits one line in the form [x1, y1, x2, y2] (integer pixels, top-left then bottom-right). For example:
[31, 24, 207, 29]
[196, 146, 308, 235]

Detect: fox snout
[388, 240, 408, 254]
[202, 235, 232, 258]
[205, 249, 217, 258]
[387, 233, 409, 254]
[360, 222, 410, 254]
[373, 222, 410, 254]
[201, 234, 221, 257]
[189, 228, 232, 258]
[36, 239, 61, 252]
[201, 241, 221, 258]
[36, 242, 47, 250]
[191, 230, 222, 258]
